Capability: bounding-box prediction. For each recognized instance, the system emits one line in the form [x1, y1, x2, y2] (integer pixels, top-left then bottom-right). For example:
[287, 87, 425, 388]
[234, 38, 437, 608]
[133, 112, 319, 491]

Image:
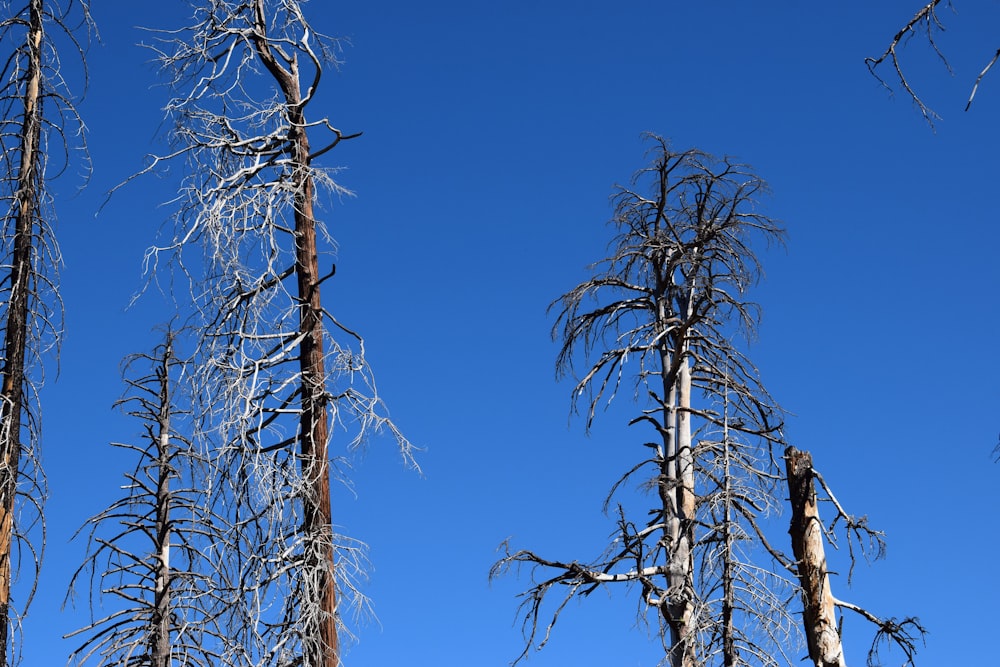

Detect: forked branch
[867, 0, 1000, 124]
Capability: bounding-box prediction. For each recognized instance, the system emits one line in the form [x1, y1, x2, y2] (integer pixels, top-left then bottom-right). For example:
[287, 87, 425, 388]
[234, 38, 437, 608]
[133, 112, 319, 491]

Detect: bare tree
[0, 0, 90, 662]
[696, 395, 798, 667]
[130, 2, 416, 665]
[784, 446, 925, 667]
[867, 0, 1000, 125]
[492, 135, 794, 667]
[66, 334, 224, 667]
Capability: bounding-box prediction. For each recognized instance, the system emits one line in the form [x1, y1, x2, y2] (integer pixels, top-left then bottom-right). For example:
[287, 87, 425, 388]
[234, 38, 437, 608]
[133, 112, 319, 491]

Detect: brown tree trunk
[785, 446, 846, 667]
[251, 3, 338, 664]
[291, 110, 339, 667]
[0, 1, 42, 662]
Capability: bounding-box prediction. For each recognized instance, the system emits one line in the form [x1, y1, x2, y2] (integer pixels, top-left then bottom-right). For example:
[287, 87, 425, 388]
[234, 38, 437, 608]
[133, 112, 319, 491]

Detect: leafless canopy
[0, 0, 91, 662]
[867, 0, 1000, 125]
[133, 2, 416, 665]
[493, 135, 795, 667]
[552, 137, 785, 441]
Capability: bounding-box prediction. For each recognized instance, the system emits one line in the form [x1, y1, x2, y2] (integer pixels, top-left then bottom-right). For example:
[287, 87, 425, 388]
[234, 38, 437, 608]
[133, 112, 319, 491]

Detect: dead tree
[493, 135, 794, 667]
[0, 0, 90, 662]
[134, 2, 416, 665]
[65, 335, 223, 667]
[784, 446, 925, 667]
[696, 393, 798, 667]
[785, 447, 846, 667]
[867, 1, 1000, 125]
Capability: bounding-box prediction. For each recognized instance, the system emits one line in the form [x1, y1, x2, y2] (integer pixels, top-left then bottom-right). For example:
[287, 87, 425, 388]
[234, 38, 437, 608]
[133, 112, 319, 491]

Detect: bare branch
[810, 467, 885, 583]
[833, 597, 927, 667]
[865, 1, 948, 126]
[868, 1, 1000, 123]
[965, 47, 1000, 110]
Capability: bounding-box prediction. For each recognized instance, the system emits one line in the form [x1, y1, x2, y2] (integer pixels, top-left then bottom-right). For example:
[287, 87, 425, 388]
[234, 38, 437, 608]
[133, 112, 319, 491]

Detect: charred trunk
[0, 1, 42, 661]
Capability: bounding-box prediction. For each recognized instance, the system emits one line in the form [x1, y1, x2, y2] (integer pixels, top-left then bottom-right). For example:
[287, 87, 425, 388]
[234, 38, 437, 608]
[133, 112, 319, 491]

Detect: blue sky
[24, 1, 1000, 665]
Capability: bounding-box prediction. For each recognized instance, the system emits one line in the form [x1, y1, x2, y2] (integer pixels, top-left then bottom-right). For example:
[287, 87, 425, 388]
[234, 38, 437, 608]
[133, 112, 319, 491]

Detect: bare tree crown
[497, 135, 795, 667]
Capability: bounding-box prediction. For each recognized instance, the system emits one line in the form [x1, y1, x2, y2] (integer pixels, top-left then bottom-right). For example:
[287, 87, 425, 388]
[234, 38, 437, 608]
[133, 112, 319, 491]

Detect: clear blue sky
[26, 1, 1000, 665]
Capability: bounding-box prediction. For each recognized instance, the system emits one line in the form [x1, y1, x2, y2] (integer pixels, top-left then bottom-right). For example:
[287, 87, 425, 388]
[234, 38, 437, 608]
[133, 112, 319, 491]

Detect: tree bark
[251, 3, 338, 664]
[785, 446, 846, 667]
[291, 99, 339, 667]
[0, 1, 42, 662]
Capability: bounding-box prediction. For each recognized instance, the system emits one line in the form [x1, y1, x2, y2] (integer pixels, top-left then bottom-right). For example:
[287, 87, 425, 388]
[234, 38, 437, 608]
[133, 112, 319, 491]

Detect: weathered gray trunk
[672, 357, 696, 667]
[721, 429, 736, 667]
[785, 446, 846, 667]
[150, 344, 173, 667]
[656, 293, 695, 667]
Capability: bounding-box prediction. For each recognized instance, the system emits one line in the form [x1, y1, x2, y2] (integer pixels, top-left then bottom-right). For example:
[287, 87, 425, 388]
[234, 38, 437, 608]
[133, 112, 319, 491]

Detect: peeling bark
[664, 356, 696, 667]
[785, 446, 846, 667]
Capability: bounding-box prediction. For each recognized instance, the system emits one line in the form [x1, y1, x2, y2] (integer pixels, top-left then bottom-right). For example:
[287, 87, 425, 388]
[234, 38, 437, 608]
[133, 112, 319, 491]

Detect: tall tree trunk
[672, 356, 696, 667]
[290, 102, 339, 667]
[251, 3, 338, 664]
[721, 426, 736, 667]
[667, 269, 700, 667]
[785, 447, 846, 667]
[150, 342, 174, 667]
[656, 284, 696, 667]
[0, 1, 42, 661]
[655, 302, 683, 665]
